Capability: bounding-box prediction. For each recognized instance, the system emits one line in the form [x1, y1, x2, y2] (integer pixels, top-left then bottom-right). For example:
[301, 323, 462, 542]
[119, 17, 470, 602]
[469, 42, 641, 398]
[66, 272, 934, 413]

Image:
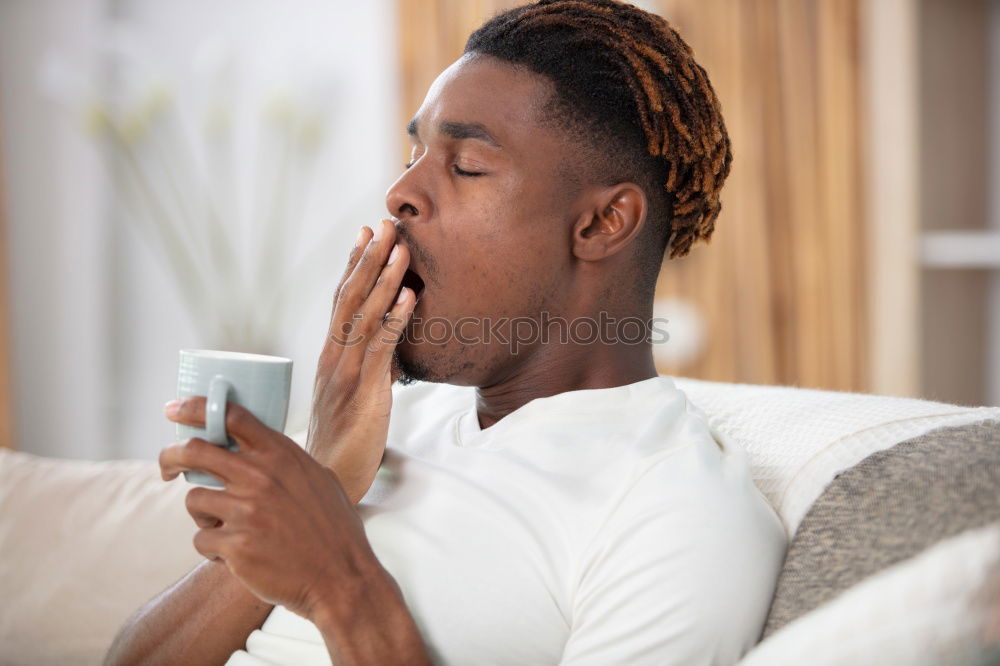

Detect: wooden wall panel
[653, 0, 867, 391]
[397, 0, 521, 162]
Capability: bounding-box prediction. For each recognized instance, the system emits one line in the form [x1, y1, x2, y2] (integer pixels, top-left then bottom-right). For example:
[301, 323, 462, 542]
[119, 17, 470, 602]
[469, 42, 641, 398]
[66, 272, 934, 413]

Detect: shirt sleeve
[559, 449, 787, 666]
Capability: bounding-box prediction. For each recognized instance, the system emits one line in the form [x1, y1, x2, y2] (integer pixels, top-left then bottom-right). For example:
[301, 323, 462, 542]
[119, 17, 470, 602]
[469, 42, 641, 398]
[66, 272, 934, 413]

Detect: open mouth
[400, 268, 426, 305]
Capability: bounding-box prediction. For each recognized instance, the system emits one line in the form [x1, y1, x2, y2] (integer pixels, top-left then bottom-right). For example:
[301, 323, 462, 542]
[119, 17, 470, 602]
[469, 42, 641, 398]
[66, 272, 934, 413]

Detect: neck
[474, 316, 658, 430]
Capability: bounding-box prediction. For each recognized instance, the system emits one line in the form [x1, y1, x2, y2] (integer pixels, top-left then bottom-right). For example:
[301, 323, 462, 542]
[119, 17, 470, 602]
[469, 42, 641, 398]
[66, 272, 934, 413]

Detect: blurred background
[0, 0, 996, 461]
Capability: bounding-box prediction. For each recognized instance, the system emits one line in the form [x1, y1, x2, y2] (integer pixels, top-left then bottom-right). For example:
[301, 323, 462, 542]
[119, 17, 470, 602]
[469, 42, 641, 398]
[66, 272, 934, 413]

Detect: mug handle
[206, 374, 233, 448]
[183, 375, 232, 488]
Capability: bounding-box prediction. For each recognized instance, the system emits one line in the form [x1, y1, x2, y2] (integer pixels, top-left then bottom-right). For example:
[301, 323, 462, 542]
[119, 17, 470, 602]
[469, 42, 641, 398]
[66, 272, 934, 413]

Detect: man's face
[386, 53, 584, 387]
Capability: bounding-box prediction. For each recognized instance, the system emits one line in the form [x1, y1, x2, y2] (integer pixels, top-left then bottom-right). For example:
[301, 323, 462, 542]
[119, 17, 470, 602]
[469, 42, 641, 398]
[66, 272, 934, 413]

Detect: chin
[392, 338, 483, 387]
[392, 343, 437, 385]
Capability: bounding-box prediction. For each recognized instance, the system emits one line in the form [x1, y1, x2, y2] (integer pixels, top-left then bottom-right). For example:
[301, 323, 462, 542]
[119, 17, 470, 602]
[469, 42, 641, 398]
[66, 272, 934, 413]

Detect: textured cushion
[738, 520, 1000, 666]
[0, 449, 202, 665]
[673, 377, 1000, 537]
[761, 419, 1000, 638]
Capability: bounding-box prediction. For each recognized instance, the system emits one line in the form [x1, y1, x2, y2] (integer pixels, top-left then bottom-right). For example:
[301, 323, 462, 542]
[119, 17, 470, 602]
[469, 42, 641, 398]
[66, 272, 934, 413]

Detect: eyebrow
[407, 117, 502, 149]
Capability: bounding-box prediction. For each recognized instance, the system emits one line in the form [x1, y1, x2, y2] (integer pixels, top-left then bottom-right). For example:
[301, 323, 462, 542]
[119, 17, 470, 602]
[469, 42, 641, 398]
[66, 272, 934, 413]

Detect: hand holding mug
[175, 350, 293, 487]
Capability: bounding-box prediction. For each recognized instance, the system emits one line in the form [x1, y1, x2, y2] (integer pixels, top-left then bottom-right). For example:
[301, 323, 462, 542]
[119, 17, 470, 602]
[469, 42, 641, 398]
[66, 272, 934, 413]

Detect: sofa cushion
[738, 520, 1000, 666]
[0, 449, 203, 666]
[761, 419, 1000, 639]
[673, 377, 1000, 537]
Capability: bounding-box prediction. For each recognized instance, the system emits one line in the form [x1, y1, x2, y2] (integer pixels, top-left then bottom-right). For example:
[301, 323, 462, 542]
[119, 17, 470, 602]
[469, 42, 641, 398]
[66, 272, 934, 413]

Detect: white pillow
[737, 521, 1000, 666]
[673, 377, 1000, 536]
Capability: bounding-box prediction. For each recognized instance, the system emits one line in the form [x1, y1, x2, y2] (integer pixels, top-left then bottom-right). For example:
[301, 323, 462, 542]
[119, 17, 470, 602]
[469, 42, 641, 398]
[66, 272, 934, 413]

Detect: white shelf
[920, 231, 1000, 269]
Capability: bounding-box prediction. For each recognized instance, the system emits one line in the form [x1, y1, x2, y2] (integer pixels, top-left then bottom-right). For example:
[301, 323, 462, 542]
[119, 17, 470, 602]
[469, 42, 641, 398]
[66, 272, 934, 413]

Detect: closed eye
[403, 161, 484, 178]
[451, 164, 483, 177]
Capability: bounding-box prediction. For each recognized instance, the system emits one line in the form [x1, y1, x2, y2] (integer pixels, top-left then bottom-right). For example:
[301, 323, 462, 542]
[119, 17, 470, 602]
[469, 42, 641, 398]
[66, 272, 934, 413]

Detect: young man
[106, 1, 786, 664]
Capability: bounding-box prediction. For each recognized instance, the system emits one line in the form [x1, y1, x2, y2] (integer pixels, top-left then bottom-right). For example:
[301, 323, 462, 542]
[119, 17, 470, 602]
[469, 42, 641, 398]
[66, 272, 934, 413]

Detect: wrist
[308, 557, 380, 624]
[309, 434, 385, 505]
[309, 563, 429, 665]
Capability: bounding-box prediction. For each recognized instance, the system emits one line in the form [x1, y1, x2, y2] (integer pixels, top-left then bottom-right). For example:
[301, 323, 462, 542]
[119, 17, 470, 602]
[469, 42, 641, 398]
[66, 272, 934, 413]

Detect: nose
[385, 165, 432, 223]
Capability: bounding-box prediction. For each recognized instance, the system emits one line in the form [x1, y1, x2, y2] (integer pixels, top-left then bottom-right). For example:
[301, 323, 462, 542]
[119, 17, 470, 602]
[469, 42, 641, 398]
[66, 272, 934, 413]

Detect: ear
[571, 183, 648, 262]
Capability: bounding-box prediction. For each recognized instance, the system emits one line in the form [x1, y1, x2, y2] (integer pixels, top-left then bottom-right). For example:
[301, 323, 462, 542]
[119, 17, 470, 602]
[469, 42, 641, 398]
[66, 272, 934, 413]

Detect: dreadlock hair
[464, 0, 731, 289]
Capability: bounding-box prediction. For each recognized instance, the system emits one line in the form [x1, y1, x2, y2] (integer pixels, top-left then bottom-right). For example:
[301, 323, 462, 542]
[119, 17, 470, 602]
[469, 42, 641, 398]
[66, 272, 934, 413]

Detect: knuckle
[253, 447, 278, 471]
[179, 397, 201, 419]
[175, 439, 196, 462]
[228, 403, 247, 423]
[182, 437, 211, 460]
[234, 532, 253, 552]
[233, 497, 256, 521]
[226, 406, 249, 431]
[185, 488, 205, 512]
[336, 285, 362, 310]
[242, 500, 267, 529]
[358, 314, 380, 337]
[335, 281, 350, 304]
[246, 467, 275, 492]
[358, 246, 376, 266]
[271, 454, 296, 481]
[192, 529, 211, 555]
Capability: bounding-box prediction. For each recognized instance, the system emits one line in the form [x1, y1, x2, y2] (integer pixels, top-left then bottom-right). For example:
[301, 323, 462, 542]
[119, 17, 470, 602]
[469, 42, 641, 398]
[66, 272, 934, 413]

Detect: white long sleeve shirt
[225, 376, 787, 665]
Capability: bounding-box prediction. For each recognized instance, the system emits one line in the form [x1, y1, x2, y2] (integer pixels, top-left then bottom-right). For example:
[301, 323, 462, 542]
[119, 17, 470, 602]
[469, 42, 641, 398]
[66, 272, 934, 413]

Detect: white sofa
[1, 377, 998, 665]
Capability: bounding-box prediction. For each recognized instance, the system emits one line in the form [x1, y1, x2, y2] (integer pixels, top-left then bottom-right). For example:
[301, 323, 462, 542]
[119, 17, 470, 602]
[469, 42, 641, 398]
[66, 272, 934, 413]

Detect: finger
[351, 219, 398, 302]
[165, 395, 208, 427]
[323, 226, 373, 355]
[335, 242, 410, 376]
[192, 526, 229, 562]
[186, 486, 246, 529]
[336, 243, 409, 367]
[360, 286, 416, 389]
[164, 397, 272, 450]
[330, 226, 372, 321]
[217, 402, 274, 450]
[330, 219, 398, 334]
[160, 436, 248, 484]
[358, 243, 409, 326]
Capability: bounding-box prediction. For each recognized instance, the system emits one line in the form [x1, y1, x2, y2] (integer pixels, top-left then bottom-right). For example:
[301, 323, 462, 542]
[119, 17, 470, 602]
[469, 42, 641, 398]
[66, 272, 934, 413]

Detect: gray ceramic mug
[176, 349, 293, 487]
